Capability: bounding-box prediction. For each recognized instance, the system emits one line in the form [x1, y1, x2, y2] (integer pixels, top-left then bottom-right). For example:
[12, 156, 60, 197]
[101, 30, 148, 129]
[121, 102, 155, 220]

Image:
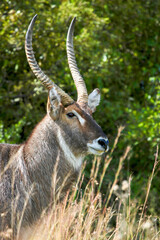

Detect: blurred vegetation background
[0, 0, 159, 215]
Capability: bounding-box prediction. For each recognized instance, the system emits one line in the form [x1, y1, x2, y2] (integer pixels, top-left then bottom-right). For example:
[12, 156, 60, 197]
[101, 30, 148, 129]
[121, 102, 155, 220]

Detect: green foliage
[0, 117, 26, 143]
[0, 0, 159, 214]
[127, 76, 160, 149]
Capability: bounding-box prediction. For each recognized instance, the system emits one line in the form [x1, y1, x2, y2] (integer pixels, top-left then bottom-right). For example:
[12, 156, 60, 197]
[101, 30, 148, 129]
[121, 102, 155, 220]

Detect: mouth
[87, 145, 109, 155]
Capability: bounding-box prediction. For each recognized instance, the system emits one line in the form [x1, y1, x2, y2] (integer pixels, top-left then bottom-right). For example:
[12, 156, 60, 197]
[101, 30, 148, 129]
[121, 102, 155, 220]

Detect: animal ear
[47, 87, 61, 120]
[88, 88, 101, 113]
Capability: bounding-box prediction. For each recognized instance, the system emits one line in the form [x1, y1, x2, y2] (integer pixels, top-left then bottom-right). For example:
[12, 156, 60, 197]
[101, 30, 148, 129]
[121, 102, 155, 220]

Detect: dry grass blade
[106, 145, 131, 208]
[135, 145, 159, 240]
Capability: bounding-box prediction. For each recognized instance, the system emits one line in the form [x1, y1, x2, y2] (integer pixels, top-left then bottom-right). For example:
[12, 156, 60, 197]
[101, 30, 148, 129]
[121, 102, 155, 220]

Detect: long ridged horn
[66, 17, 88, 104]
[25, 15, 74, 106]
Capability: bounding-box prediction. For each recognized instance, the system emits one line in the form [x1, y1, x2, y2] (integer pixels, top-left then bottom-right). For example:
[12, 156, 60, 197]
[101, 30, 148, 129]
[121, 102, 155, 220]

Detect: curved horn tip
[67, 17, 77, 45]
[29, 14, 38, 27]
[25, 14, 38, 40]
[70, 17, 76, 29]
[72, 17, 76, 23]
[33, 14, 38, 19]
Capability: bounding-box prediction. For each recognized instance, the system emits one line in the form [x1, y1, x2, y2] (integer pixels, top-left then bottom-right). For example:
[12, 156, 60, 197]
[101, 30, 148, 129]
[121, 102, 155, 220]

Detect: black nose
[98, 139, 109, 151]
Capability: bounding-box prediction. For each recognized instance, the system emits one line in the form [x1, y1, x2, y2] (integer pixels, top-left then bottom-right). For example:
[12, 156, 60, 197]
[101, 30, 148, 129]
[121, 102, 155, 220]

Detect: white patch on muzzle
[87, 137, 109, 155]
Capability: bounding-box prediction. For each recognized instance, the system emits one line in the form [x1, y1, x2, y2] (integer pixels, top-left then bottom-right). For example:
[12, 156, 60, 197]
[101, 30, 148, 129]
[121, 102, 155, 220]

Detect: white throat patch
[57, 127, 83, 170]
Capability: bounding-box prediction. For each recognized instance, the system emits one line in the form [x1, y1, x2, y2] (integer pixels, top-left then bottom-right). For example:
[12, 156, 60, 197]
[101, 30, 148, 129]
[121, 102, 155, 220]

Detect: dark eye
[66, 112, 75, 118]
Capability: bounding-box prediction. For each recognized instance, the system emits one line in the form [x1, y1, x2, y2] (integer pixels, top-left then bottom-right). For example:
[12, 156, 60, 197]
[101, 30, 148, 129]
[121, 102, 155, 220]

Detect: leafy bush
[0, 0, 159, 215]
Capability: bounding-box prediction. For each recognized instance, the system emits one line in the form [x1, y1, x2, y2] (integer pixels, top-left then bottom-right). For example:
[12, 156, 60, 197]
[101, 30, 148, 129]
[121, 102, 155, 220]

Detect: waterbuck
[0, 15, 109, 238]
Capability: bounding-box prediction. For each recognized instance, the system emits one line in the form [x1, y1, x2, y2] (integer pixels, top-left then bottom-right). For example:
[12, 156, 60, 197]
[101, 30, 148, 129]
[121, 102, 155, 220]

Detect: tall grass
[0, 129, 159, 240]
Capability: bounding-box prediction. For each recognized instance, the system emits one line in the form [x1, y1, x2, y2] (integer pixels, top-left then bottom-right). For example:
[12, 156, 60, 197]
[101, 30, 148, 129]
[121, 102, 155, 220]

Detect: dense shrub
[0, 0, 159, 213]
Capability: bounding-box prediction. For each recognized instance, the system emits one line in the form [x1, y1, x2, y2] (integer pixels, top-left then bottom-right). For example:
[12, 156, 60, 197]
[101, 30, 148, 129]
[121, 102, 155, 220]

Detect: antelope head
[25, 15, 109, 167]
